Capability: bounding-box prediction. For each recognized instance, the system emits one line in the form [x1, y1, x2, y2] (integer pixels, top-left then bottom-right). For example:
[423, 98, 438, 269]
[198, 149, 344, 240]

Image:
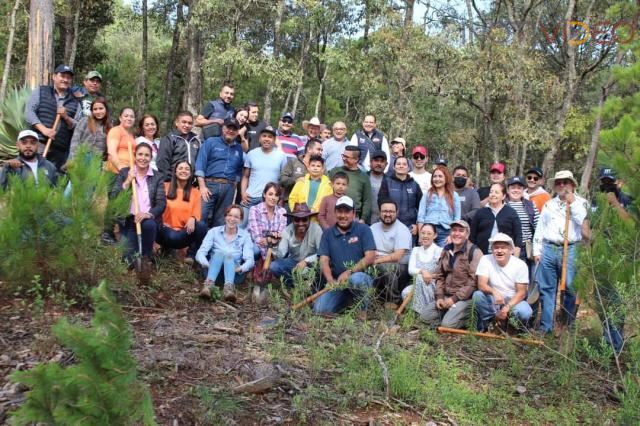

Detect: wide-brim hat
[285, 202, 318, 218]
[489, 232, 514, 248]
[549, 170, 578, 187]
[302, 117, 321, 131]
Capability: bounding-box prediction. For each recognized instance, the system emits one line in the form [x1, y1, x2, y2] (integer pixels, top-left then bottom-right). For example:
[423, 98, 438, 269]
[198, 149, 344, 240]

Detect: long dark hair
[137, 114, 159, 139]
[87, 97, 112, 134]
[166, 161, 194, 202]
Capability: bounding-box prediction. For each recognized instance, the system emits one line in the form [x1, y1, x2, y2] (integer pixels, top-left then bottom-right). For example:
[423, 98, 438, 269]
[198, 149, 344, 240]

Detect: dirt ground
[0, 268, 623, 425]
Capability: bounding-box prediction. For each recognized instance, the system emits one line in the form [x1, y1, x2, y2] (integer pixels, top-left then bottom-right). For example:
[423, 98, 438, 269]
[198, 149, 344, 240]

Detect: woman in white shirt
[135, 114, 160, 171]
[401, 223, 443, 318]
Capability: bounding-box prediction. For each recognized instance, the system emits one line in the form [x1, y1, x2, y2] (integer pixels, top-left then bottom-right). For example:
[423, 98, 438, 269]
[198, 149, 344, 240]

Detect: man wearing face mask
[452, 166, 480, 222]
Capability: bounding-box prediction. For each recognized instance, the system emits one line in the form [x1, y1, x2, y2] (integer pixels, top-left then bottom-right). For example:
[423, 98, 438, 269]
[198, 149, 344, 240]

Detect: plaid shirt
[248, 202, 287, 257]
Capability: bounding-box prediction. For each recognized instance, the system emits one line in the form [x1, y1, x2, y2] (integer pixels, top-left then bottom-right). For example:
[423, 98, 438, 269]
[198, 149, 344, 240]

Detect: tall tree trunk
[139, 0, 148, 114]
[465, 0, 473, 44]
[314, 65, 328, 119]
[160, 0, 183, 133]
[580, 50, 624, 192]
[0, 0, 21, 106]
[542, 0, 577, 176]
[363, 0, 370, 51]
[403, 0, 415, 28]
[182, 0, 203, 114]
[263, 0, 285, 122]
[26, 0, 55, 89]
[291, 26, 313, 118]
[282, 88, 292, 114]
[67, 0, 80, 69]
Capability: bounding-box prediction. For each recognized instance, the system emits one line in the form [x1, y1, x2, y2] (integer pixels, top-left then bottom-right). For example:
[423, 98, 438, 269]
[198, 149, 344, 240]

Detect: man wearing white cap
[301, 116, 322, 143]
[314, 195, 376, 318]
[533, 170, 588, 334]
[472, 233, 532, 331]
[0, 130, 58, 188]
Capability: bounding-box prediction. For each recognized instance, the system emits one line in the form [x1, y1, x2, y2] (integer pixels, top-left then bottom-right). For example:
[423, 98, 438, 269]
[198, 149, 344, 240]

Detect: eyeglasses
[413, 154, 425, 160]
[554, 179, 572, 186]
[380, 210, 396, 214]
[341, 154, 356, 160]
[526, 175, 539, 181]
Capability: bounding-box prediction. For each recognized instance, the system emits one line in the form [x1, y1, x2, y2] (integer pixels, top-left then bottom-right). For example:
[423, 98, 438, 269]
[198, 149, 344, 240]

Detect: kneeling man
[472, 233, 532, 331]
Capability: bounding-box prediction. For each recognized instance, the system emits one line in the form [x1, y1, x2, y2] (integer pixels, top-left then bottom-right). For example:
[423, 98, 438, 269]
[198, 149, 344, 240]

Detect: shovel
[42, 114, 61, 158]
[127, 139, 143, 272]
[388, 288, 414, 326]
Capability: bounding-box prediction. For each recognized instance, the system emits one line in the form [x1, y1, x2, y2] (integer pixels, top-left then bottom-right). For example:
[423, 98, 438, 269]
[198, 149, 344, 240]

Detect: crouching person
[0, 130, 58, 189]
[472, 233, 532, 332]
[422, 220, 482, 328]
[157, 161, 208, 264]
[313, 196, 376, 319]
[269, 203, 323, 288]
[196, 204, 254, 302]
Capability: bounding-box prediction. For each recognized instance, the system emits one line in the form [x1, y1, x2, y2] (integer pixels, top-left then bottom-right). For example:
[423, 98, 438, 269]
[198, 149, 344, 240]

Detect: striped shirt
[507, 200, 539, 242]
[275, 130, 305, 159]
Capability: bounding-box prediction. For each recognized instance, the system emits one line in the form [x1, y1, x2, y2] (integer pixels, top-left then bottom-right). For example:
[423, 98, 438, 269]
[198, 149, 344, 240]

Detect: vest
[355, 129, 384, 165]
[36, 86, 79, 152]
[386, 176, 421, 227]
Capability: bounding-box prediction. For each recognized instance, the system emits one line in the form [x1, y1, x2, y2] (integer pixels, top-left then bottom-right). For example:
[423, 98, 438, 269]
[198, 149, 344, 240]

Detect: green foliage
[10, 281, 156, 425]
[0, 87, 29, 160]
[195, 386, 244, 425]
[0, 146, 129, 293]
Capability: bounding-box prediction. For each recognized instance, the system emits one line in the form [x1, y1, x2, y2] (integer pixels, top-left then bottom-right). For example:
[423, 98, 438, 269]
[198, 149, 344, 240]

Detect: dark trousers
[123, 217, 158, 259]
[156, 221, 208, 258]
[201, 181, 236, 227]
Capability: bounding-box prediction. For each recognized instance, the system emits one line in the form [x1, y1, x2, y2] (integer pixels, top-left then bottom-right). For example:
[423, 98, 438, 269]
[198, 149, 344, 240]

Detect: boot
[223, 283, 236, 303]
[199, 279, 215, 299]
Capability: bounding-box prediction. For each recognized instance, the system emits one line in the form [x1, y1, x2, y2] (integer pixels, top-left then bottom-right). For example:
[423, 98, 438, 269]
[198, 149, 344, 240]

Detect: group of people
[0, 68, 632, 349]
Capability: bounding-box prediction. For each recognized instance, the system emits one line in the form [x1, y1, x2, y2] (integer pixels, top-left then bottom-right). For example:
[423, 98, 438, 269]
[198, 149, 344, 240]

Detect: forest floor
[0, 257, 628, 425]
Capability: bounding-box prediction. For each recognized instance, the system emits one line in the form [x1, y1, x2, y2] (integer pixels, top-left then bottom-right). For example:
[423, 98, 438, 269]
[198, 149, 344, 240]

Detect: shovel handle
[395, 288, 414, 315]
[437, 326, 544, 346]
[126, 138, 142, 236]
[292, 285, 333, 310]
[42, 114, 61, 158]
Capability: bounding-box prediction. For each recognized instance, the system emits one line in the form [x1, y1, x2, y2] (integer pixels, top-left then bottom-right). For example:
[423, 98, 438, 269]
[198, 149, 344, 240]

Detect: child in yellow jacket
[288, 155, 333, 213]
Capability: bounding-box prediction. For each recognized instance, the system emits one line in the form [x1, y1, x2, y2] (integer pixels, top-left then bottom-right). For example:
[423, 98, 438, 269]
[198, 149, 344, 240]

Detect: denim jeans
[205, 252, 245, 286]
[240, 196, 262, 228]
[123, 217, 157, 259]
[472, 291, 532, 331]
[597, 283, 624, 354]
[156, 221, 208, 258]
[269, 257, 300, 288]
[434, 225, 450, 248]
[537, 242, 577, 333]
[313, 272, 373, 314]
[201, 181, 236, 227]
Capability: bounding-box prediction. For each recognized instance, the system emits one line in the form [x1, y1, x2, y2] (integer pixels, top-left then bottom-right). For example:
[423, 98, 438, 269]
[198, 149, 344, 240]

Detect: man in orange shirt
[525, 167, 551, 212]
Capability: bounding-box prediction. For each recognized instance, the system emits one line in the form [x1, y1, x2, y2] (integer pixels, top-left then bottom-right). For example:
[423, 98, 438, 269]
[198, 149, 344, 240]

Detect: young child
[288, 155, 333, 214]
[318, 171, 349, 229]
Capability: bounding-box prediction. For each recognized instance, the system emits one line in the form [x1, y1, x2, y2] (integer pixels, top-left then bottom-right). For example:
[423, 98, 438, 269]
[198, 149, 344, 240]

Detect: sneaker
[223, 283, 236, 303]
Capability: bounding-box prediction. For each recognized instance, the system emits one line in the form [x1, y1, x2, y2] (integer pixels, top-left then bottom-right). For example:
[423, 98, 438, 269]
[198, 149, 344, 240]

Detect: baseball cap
[54, 64, 74, 75]
[335, 196, 354, 210]
[489, 232, 514, 248]
[17, 130, 39, 141]
[85, 70, 102, 80]
[371, 150, 387, 161]
[449, 219, 469, 230]
[281, 112, 294, 121]
[223, 118, 239, 128]
[260, 125, 276, 136]
[525, 166, 543, 177]
[598, 167, 616, 181]
[434, 156, 448, 166]
[391, 137, 406, 147]
[489, 162, 505, 173]
[412, 146, 427, 157]
[506, 176, 526, 187]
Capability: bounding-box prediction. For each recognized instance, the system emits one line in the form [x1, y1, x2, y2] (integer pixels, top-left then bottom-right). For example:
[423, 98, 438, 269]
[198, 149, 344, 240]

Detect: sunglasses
[526, 175, 539, 181]
[413, 154, 426, 160]
[281, 118, 293, 124]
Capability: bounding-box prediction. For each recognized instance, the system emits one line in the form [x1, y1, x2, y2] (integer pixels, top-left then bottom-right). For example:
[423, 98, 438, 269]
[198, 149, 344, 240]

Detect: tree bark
[262, 0, 285, 122]
[67, 0, 80, 69]
[314, 65, 328, 119]
[465, 0, 473, 44]
[291, 26, 313, 119]
[0, 0, 21, 106]
[160, 0, 183, 133]
[182, 0, 203, 115]
[26, 0, 55, 89]
[403, 0, 415, 28]
[139, 0, 148, 114]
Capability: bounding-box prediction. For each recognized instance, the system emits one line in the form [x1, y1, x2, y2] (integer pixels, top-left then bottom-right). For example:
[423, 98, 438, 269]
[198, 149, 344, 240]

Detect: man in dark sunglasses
[525, 166, 550, 212]
[409, 145, 431, 193]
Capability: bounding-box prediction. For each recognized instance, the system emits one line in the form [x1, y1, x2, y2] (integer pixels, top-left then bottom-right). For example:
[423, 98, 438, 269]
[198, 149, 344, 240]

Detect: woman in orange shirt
[106, 107, 136, 173]
[157, 160, 207, 264]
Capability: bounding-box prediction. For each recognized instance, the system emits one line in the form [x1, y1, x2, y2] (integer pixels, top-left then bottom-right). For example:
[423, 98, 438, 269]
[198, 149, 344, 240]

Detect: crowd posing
[0, 67, 633, 350]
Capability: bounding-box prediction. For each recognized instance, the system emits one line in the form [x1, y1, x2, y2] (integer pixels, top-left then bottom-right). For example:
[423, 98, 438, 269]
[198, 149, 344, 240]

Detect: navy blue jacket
[377, 174, 423, 228]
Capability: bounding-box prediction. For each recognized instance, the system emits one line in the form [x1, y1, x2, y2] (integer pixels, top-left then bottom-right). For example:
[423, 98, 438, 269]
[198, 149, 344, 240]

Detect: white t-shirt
[409, 170, 432, 193]
[475, 254, 528, 298]
[370, 220, 412, 264]
[23, 159, 39, 183]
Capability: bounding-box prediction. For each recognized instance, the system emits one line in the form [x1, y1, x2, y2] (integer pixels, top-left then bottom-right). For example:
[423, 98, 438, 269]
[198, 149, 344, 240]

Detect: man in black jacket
[156, 111, 201, 181]
[0, 130, 58, 189]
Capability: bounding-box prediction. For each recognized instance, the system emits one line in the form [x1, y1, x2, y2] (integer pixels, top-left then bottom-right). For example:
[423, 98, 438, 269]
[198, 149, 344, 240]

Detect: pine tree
[10, 281, 156, 425]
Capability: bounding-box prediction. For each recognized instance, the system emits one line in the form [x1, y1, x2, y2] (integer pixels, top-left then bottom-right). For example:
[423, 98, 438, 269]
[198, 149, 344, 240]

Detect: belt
[544, 240, 576, 247]
[205, 177, 234, 184]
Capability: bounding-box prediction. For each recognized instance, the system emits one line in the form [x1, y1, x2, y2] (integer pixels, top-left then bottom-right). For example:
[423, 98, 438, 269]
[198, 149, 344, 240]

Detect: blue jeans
[156, 221, 208, 258]
[205, 252, 245, 286]
[123, 217, 158, 259]
[537, 243, 577, 333]
[472, 291, 532, 331]
[269, 257, 299, 288]
[201, 181, 236, 227]
[240, 196, 262, 228]
[313, 272, 373, 314]
[434, 225, 451, 248]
